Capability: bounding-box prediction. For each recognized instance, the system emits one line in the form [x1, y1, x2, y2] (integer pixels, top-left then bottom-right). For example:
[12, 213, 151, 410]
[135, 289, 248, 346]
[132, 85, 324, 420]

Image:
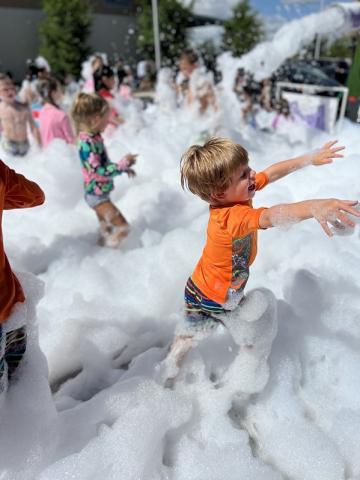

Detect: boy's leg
[162, 334, 194, 387]
[93, 200, 129, 248]
[162, 312, 222, 387]
[5, 326, 27, 381]
[161, 278, 225, 387]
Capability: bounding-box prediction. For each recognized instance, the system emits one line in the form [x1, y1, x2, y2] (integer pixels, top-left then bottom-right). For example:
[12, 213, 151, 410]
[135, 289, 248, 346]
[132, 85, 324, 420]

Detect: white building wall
[0, 7, 136, 81]
[0, 7, 42, 80]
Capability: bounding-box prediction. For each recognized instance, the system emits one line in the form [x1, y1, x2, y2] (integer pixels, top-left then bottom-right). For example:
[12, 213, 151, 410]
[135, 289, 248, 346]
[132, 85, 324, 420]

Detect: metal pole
[314, 0, 325, 59]
[337, 86, 349, 132]
[152, 0, 161, 71]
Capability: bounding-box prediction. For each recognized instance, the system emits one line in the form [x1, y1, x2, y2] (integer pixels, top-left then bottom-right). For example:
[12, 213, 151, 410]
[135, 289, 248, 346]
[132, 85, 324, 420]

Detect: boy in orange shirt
[164, 137, 360, 388]
[0, 160, 44, 398]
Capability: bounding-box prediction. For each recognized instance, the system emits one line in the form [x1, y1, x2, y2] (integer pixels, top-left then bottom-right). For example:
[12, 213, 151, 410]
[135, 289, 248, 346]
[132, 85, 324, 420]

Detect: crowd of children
[233, 67, 295, 132]
[0, 51, 359, 412]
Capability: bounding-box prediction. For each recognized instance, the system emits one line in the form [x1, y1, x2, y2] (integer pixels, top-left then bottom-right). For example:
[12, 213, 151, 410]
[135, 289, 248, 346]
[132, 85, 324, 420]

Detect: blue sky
[184, 0, 355, 21]
[251, 0, 352, 19]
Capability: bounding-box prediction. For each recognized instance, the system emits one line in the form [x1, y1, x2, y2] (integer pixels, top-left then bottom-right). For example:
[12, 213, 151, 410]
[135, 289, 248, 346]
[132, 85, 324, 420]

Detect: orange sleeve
[224, 204, 267, 238]
[255, 171, 269, 191]
[1, 161, 45, 210]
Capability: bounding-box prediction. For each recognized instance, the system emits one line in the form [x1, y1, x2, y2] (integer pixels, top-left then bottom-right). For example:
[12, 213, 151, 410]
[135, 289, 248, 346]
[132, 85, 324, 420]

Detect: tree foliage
[321, 35, 355, 59]
[222, 0, 263, 57]
[347, 37, 360, 97]
[39, 0, 92, 79]
[136, 0, 192, 66]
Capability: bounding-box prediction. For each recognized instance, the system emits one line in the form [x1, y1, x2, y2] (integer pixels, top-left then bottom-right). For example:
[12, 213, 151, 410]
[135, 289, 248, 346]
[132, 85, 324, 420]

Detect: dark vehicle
[311, 59, 350, 86]
[272, 61, 341, 88]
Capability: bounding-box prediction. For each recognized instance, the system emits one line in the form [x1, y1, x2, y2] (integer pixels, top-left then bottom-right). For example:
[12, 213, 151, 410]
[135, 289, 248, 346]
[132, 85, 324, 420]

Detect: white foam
[1, 4, 360, 476]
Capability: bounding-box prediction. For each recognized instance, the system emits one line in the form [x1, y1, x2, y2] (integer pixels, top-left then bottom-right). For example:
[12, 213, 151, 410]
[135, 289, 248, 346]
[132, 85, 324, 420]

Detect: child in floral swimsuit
[71, 93, 137, 247]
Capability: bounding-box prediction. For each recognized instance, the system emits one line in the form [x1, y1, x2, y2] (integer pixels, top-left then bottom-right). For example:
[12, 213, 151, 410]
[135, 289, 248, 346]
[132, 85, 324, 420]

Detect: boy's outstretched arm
[259, 198, 360, 237]
[2, 161, 45, 209]
[263, 140, 344, 183]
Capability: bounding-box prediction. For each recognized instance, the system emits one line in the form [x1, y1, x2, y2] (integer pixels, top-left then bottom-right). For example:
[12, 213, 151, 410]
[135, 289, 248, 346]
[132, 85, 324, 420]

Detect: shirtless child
[0, 74, 41, 156]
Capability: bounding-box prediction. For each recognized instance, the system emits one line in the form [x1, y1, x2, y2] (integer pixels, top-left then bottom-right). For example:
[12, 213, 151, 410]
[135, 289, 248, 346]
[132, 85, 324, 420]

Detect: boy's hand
[126, 168, 136, 178]
[311, 140, 345, 166]
[310, 199, 360, 236]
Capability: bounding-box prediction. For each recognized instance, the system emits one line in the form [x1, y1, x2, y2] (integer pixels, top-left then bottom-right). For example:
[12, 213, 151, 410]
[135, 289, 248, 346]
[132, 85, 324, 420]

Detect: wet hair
[70, 92, 109, 134]
[37, 77, 61, 108]
[93, 65, 114, 92]
[91, 55, 103, 68]
[180, 138, 249, 203]
[180, 48, 199, 66]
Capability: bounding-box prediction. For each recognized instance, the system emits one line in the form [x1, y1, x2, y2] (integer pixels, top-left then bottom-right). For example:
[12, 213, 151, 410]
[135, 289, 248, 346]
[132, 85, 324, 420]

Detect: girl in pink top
[37, 77, 74, 147]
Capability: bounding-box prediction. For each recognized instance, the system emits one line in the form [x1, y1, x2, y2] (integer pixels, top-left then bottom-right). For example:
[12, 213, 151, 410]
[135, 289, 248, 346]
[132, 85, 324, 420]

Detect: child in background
[71, 93, 137, 248]
[116, 59, 134, 100]
[155, 68, 177, 113]
[176, 49, 217, 114]
[81, 54, 105, 94]
[94, 66, 125, 127]
[164, 138, 360, 388]
[0, 74, 41, 156]
[37, 77, 74, 147]
[0, 159, 45, 399]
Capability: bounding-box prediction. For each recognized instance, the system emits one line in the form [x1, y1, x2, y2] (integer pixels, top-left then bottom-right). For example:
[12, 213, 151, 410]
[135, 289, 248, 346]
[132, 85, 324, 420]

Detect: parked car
[311, 59, 350, 86]
[272, 60, 341, 87]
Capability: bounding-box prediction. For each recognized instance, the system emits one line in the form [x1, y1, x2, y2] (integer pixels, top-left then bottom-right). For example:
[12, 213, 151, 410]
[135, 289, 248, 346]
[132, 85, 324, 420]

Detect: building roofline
[0, 0, 136, 15]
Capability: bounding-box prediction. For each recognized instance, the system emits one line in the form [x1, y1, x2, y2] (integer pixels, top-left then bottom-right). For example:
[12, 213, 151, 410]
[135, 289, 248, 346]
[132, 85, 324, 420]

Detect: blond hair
[180, 138, 248, 202]
[70, 92, 109, 133]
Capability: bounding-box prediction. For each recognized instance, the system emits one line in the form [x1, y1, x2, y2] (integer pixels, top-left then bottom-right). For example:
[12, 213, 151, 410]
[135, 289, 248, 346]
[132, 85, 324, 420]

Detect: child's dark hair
[180, 48, 199, 65]
[37, 77, 61, 108]
[94, 65, 114, 92]
[70, 92, 109, 134]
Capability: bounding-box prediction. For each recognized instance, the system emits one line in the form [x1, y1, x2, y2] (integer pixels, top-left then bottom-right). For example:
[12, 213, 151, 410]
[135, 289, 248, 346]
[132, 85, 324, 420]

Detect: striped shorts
[184, 278, 228, 331]
[0, 325, 27, 395]
[2, 137, 29, 157]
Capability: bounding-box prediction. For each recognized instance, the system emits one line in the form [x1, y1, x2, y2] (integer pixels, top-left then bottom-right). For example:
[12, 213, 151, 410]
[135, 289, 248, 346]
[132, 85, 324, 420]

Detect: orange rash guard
[191, 171, 269, 305]
[0, 160, 45, 323]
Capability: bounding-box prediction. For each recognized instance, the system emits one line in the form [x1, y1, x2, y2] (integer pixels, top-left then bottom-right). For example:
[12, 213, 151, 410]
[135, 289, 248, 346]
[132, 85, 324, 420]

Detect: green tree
[222, 0, 263, 57]
[39, 0, 92, 79]
[347, 38, 360, 97]
[136, 0, 192, 66]
[322, 35, 354, 59]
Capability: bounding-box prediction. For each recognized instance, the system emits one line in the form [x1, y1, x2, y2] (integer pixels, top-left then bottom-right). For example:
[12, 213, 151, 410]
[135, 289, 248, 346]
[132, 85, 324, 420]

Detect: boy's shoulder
[210, 201, 253, 224]
[1, 100, 29, 113]
[210, 201, 253, 215]
[209, 201, 264, 239]
[15, 100, 31, 111]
